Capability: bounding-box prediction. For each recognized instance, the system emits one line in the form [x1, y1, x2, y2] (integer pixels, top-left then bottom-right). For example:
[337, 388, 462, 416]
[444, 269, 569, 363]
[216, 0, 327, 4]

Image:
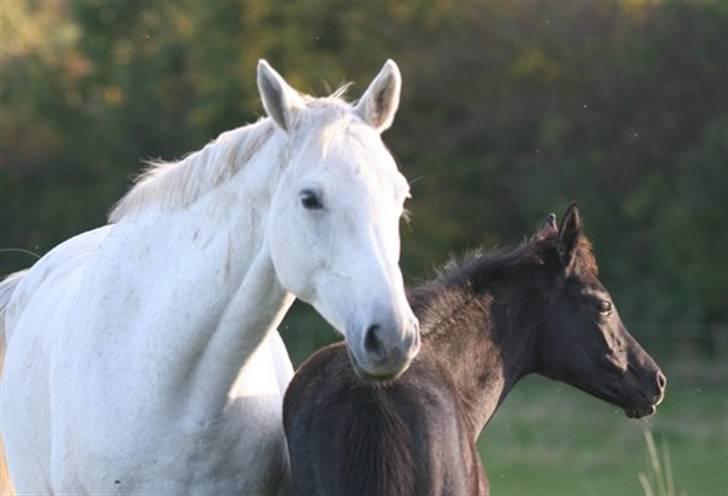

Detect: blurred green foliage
[1, 0, 727, 361]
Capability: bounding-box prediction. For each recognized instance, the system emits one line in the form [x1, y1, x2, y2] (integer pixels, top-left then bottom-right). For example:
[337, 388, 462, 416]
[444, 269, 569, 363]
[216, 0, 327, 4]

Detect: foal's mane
[411, 239, 547, 299]
[108, 87, 353, 222]
[409, 232, 598, 336]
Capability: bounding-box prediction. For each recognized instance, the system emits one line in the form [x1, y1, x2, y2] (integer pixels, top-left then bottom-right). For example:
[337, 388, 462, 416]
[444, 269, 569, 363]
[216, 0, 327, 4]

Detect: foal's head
[536, 205, 666, 418]
[257, 60, 419, 380]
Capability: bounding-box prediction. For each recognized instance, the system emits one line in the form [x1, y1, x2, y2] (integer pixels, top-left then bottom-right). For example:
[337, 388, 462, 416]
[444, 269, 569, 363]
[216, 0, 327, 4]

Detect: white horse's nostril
[363, 324, 386, 361]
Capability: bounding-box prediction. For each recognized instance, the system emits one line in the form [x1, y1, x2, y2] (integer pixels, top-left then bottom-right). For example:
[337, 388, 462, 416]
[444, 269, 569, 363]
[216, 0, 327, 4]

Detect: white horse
[0, 59, 420, 494]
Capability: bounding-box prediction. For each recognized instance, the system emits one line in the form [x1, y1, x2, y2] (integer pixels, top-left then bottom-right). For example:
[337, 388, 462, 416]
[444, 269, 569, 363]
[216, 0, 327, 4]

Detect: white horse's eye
[299, 189, 323, 210]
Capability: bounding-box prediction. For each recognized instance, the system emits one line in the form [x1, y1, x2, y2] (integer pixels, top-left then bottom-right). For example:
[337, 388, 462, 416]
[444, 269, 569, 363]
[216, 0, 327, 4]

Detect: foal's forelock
[568, 236, 599, 276]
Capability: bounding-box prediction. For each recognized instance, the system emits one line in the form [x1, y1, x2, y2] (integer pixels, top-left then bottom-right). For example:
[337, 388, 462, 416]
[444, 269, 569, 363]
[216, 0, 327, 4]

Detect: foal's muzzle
[624, 369, 667, 419]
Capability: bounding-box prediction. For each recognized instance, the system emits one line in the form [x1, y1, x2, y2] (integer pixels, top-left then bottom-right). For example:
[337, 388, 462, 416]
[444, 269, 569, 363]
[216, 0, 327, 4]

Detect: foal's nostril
[363, 325, 386, 361]
[656, 371, 667, 391]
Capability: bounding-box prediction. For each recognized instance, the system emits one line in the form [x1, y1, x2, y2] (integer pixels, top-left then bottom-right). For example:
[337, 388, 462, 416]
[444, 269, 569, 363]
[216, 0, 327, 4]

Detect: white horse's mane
[108, 87, 352, 223]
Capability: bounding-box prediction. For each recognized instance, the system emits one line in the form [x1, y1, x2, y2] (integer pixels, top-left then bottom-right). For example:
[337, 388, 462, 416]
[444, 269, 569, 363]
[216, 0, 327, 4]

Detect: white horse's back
[1, 270, 27, 496]
[1, 227, 111, 491]
[2, 227, 111, 343]
[1, 228, 112, 492]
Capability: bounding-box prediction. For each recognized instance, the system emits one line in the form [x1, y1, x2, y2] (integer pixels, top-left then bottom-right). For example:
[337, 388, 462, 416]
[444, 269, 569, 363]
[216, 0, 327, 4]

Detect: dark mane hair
[569, 235, 599, 276]
[408, 238, 550, 305]
[407, 231, 598, 335]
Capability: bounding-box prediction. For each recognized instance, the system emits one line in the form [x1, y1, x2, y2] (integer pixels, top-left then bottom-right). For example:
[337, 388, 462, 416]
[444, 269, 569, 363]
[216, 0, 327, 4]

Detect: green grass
[477, 365, 727, 496]
[638, 430, 678, 496]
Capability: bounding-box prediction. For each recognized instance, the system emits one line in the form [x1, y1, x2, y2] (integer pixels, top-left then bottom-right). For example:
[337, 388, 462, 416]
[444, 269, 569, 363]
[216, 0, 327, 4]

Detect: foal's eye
[598, 300, 612, 315]
[299, 189, 323, 210]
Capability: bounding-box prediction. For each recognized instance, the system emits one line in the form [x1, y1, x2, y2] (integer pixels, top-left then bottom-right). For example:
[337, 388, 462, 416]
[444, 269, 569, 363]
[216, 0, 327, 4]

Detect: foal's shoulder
[283, 341, 459, 425]
[283, 342, 352, 419]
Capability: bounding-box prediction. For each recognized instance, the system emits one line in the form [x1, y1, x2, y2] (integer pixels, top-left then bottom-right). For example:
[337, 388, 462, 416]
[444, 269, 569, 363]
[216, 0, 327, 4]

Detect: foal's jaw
[575, 360, 666, 419]
[625, 404, 656, 419]
[600, 326, 667, 419]
[622, 390, 661, 418]
[621, 362, 667, 418]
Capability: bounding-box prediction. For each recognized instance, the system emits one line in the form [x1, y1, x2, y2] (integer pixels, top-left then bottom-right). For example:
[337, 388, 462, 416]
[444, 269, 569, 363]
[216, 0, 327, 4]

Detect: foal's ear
[257, 60, 306, 132]
[355, 60, 402, 132]
[532, 213, 559, 241]
[558, 203, 582, 268]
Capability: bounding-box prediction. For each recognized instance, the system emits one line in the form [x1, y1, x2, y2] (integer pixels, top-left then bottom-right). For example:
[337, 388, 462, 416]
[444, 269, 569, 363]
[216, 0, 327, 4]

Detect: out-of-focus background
[1, 1, 726, 494]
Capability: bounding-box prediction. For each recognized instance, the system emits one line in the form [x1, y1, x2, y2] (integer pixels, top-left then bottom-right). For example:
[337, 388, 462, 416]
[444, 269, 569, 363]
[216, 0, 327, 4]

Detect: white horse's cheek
[269, 215, 308, 295]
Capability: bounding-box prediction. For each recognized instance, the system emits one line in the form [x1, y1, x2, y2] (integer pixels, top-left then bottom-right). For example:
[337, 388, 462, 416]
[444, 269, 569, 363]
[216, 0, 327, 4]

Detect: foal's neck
[419, 265, 542, 437]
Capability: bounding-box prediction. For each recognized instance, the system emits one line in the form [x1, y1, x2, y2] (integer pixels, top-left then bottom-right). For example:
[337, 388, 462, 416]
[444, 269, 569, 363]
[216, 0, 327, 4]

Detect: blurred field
[478, 366, 726, 496]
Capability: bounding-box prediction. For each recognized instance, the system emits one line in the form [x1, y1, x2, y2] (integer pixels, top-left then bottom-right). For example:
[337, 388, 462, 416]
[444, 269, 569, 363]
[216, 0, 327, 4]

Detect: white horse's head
[258, 60, 419, 380]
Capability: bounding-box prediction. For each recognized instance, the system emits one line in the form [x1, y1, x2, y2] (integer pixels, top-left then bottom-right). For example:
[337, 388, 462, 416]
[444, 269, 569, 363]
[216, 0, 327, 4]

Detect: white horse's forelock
[108, 85, 353, 223]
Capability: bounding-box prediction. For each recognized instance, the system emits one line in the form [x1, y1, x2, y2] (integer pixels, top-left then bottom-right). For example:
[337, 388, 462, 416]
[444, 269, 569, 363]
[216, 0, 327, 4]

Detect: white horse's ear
[257, 60, 305, 131]
[355, 60, 402, 132]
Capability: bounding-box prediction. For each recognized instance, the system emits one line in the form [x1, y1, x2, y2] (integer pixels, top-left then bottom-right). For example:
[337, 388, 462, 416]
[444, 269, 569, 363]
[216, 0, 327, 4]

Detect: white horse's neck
[110, 122, 294, 416]
[187, 249, 295, 409]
